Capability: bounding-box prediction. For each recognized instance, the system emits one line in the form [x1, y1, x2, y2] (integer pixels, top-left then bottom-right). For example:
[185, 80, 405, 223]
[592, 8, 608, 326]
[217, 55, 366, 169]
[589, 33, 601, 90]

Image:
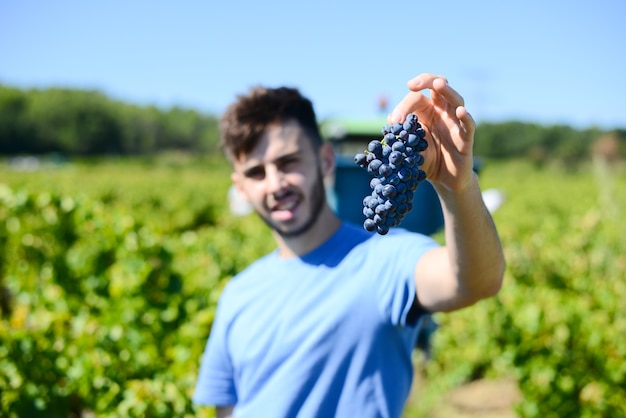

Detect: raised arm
[390, 73, 505, 312]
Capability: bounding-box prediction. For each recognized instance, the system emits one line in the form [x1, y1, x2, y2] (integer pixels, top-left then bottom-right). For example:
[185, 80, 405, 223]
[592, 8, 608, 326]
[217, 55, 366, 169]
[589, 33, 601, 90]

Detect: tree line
[1, 84, 624, 163]
[0, 85, 220, 156]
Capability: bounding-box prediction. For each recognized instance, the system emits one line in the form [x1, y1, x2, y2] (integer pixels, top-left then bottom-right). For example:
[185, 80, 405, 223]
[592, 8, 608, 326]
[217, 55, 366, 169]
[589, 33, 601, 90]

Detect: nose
[265, 165, 286, 194]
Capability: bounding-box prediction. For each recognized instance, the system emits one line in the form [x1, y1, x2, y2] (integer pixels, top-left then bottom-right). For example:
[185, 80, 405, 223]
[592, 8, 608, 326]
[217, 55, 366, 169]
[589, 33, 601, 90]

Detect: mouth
[269, 193, 300, 222]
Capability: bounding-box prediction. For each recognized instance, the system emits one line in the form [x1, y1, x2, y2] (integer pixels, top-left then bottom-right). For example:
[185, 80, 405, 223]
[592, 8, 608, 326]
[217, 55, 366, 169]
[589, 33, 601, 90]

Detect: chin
[275, 214, 319, 238]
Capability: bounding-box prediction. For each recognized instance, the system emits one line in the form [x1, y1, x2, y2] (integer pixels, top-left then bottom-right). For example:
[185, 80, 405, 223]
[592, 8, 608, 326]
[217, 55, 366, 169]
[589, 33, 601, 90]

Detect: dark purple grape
[384, 133, 397, 144]
[415, 139, 428, 152]
[376, 224, 390, 235]
[368, 140, 383, 155]
[388, 151, 404, 165]
[367, 159, 383, 175]
[392, 141, 405, 153]
[407, 134, 419, 147]
[355, 153, 367, 168]
[382, 184, 397, 198]
[375, 204, 388, 216]
[378, 164, 393, 178]
[364, 218, 377, 231]
[386, 173, 400, 185]
[384, 199, 397, 211]
[396, 181, 407, 195]
[390, 123, 403, 135]
[397, 167, 412, 181]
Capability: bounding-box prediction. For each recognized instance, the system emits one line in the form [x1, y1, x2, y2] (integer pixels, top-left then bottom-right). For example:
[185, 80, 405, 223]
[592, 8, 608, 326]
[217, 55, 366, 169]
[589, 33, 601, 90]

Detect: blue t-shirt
[193, 222, 439, 418]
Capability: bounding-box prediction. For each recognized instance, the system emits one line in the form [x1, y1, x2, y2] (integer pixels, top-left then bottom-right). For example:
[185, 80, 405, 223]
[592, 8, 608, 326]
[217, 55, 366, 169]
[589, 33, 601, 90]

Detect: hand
[388, 73, 476, 192]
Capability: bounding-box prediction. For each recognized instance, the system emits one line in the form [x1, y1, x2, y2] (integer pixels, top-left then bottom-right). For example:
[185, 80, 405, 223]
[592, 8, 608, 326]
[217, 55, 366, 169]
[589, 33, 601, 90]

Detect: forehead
[234, 120, 313, 167]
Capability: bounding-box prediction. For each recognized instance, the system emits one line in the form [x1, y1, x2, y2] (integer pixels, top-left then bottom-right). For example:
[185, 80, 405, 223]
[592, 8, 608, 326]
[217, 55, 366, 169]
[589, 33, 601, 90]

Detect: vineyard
[1, 154, 625, 417]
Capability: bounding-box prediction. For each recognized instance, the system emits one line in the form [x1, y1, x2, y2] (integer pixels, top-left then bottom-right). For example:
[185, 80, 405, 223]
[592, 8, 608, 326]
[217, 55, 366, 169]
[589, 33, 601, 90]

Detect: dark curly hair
[220, 86, 323, 160]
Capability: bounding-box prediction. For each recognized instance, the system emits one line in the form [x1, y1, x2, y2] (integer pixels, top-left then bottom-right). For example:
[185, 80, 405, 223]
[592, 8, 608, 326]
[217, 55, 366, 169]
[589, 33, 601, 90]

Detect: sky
[1, 0, 625, 130]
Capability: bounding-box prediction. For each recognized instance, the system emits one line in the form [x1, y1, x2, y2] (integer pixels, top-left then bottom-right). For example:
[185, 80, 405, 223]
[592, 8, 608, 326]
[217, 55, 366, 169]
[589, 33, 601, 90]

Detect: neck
[273, 206, 342, 258]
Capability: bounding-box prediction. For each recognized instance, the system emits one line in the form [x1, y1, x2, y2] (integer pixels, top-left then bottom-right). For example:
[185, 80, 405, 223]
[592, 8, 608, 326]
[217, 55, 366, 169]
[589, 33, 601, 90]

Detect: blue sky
[1, 0, 625, 129]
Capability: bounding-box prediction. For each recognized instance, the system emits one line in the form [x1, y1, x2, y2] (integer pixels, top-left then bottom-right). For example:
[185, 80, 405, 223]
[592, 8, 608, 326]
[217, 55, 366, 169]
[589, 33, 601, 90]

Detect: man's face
[231, 120, 331, 237]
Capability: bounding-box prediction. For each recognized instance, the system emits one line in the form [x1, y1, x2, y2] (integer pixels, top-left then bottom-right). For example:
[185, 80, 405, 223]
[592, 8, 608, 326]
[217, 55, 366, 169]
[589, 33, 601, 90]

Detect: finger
[432, 78, 465, 108]
[407, 73, 449, 92]
[456, 106, 476, 135]
[387, 91, 430, 124]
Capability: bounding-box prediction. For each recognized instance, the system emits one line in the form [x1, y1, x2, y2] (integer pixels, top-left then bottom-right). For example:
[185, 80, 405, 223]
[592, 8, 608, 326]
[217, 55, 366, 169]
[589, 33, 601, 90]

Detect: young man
[193, 73, 505, 418]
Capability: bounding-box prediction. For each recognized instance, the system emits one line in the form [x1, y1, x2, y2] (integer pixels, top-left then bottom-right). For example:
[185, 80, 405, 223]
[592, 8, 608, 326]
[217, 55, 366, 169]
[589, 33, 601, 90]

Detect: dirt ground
[405, 364, 522, 418]
[418, 379, 521, 418]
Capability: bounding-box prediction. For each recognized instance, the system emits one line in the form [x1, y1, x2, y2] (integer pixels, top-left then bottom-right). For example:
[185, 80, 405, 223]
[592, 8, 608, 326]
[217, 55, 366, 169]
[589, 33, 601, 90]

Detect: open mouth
[269, 193, 300, 222]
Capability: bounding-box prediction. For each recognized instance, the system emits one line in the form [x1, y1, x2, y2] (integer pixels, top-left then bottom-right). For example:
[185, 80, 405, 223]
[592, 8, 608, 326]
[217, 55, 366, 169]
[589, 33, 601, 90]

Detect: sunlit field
[1, 155, 624, 417]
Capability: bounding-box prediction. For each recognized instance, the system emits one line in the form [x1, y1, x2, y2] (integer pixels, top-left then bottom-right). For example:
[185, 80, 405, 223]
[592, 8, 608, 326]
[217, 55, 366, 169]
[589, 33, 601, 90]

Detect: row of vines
[409, 158, 626, 417]
[0, 155, 274, 417]
[1, 155, 625, 417]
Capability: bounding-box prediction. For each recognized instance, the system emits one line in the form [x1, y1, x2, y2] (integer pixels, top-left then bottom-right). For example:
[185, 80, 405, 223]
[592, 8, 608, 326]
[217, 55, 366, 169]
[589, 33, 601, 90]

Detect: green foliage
[0, 157, 274, 417]
[472, 121, 624, 167]
[0, 85, 220, 156]
[414, 160, 626, 417]
[1, 158, 625, 417]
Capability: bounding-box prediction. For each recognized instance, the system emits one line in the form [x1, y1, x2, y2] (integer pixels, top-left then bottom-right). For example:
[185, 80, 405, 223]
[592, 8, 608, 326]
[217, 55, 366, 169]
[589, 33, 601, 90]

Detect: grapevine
[354, 113, 428, 235]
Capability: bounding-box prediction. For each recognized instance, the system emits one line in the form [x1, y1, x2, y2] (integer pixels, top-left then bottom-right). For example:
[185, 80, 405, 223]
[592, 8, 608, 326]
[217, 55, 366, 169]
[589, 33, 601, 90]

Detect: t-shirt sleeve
[374, 230, 440, 327]
[192, 301, 237, 406]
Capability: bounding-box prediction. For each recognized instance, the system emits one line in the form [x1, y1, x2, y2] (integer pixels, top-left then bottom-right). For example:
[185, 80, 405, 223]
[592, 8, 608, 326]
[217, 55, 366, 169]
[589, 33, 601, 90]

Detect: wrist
[431, 171, 480, 200]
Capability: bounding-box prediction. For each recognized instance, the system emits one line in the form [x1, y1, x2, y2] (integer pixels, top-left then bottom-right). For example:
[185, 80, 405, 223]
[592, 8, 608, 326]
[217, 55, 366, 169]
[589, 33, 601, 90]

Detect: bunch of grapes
[354, 113, 428, 235]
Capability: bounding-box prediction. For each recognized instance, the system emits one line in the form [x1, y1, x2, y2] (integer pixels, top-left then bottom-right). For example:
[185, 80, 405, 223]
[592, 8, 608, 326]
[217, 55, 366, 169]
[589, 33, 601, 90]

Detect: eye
[278, 156, 299, 170]
[244, 167, 265, 180]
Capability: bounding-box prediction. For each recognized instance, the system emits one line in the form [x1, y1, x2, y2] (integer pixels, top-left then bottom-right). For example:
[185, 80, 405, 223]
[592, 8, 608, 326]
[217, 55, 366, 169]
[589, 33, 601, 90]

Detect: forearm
[434, 173, 505, 303]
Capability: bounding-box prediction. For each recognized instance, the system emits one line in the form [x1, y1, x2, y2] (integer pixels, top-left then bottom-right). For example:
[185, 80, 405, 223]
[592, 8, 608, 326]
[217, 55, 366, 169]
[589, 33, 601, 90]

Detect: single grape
[368, 140, 383, 156]
[367, 159, 383, 175]
[375, 204, 388, 216]
[355, 153, 367, 167]
[382, 184, 397, 198]
[392, 141, 406, 153]
[388, 151, 404, 165]
[390, 123, 403, 135]
[407, 134, 419, 147]
[378, 164, 393, 178]
[384, 133, 397, 144]
[376, 224, 390, 235]
[415, 139, 428, 153]
[364, 218, 377, 232]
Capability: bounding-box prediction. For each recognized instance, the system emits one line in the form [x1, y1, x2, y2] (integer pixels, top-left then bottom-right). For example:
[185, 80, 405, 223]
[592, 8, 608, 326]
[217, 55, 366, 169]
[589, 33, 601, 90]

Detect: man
[193, 73, 505, 418]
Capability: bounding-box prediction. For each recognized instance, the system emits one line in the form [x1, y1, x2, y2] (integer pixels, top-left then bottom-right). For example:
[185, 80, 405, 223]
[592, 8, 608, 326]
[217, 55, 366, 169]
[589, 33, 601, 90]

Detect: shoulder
[219, 251, 279, 295]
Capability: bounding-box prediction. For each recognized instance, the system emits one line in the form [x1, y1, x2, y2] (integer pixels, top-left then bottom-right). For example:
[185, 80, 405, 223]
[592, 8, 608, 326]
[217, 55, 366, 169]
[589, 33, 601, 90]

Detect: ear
[319, 142, 336, 178]
[231, 172, 250, 203]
